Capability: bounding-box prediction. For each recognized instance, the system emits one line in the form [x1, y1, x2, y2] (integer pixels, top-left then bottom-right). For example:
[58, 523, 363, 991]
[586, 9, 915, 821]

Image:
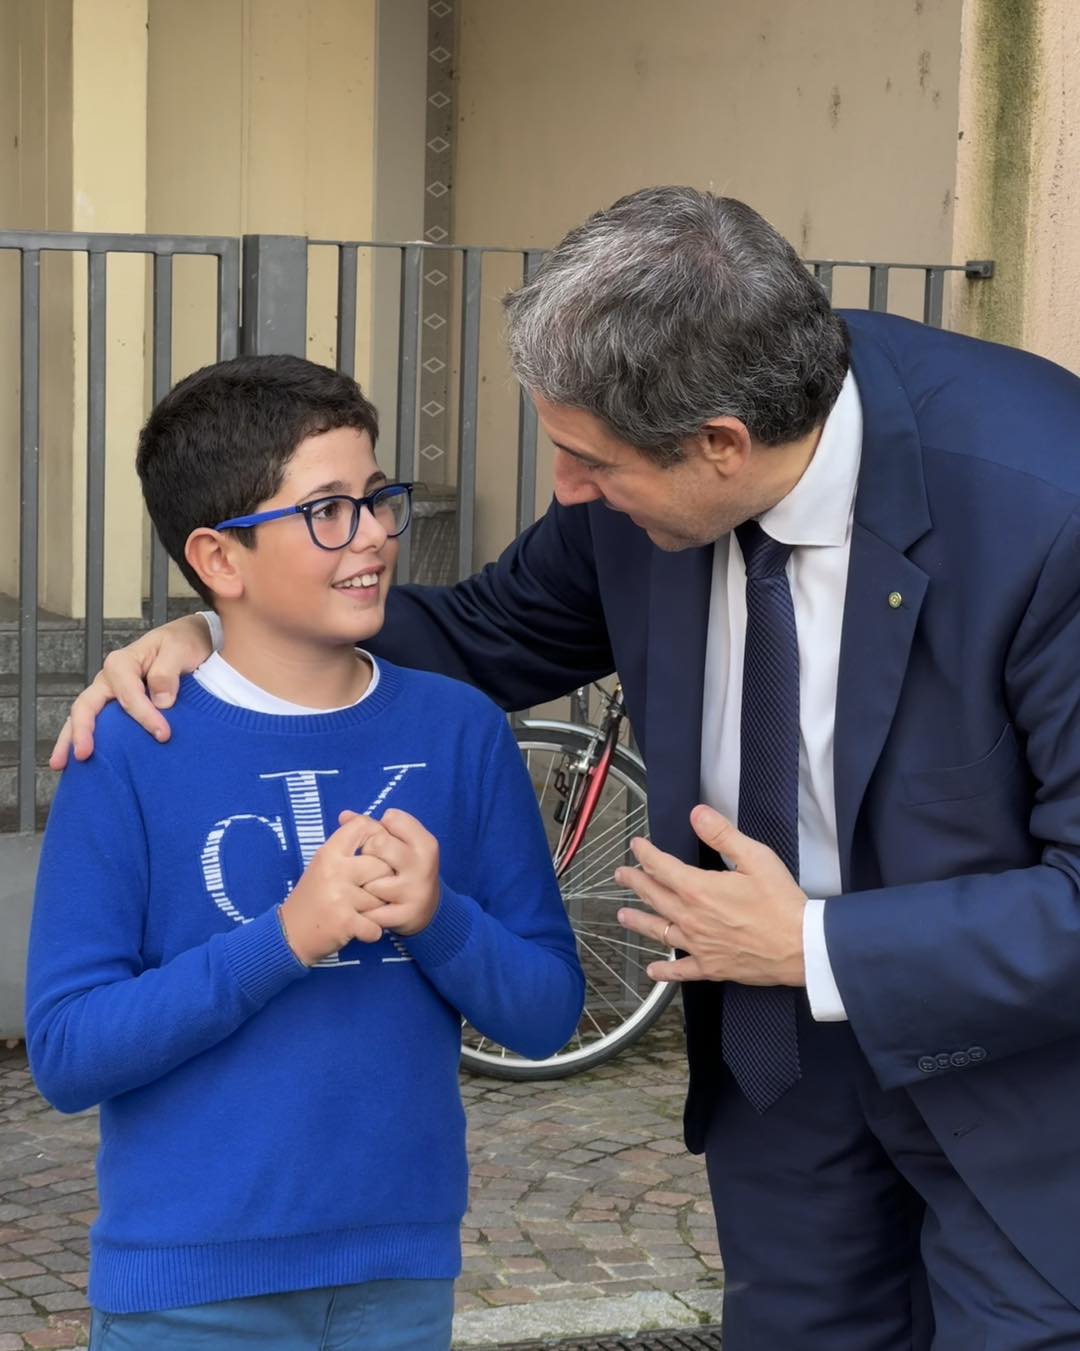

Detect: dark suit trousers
[702, 997, 1080, 1350]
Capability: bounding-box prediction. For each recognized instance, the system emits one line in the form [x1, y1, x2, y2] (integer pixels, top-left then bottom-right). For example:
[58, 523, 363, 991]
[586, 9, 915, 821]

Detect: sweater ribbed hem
[224, 905, 309, 1006]
[90, 1222, 461, 1314]
[404, 884, 475, 968]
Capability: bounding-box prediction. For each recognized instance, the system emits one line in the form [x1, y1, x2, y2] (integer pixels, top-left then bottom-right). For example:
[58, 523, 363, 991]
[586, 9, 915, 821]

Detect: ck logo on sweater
[199, 764, 427, 968]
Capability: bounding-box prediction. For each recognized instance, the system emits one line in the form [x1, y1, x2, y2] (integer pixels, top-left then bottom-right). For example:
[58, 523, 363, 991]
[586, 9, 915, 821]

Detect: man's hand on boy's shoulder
[50, 614, 214, 769]
[338, 809, 441, 936]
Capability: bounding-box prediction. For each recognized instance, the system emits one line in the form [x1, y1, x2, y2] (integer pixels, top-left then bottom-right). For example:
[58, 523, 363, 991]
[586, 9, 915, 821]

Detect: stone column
[952, 0, 1080, 373]
[0, 0, 149, 619]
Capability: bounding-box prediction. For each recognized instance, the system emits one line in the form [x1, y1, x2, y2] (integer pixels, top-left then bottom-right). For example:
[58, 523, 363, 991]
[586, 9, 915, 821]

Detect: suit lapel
[834, 321, 933, 885]
[645, 543, 714, 862]
[834, 530, 926, 884]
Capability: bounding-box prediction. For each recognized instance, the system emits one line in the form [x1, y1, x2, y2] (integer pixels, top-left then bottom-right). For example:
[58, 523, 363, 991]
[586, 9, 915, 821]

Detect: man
[54, 187, 1080, 1348]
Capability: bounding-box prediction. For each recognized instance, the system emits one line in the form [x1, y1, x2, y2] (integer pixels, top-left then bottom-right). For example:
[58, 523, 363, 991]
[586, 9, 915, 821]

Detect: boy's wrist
[276, 903, 312, 968]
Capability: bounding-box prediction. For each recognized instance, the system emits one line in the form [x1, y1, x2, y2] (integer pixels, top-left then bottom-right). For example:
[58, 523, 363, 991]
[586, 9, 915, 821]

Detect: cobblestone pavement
[0, 1005, 721, 1348]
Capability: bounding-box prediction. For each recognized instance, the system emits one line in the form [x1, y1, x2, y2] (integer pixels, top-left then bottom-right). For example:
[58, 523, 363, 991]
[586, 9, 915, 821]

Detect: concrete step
[0, 739, 60, 823]
[0, 622, 152, 677]
[0, 672, 85, 742]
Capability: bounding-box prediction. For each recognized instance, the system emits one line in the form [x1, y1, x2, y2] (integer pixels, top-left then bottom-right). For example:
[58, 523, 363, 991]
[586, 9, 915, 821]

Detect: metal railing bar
[336, 244, 359, 377]
[394, 244, 422, 584]
[85, 253, 107, 684]
[803, 258, 977, 272]
[868, 265, 890, 313]
[18, 251, 41, 833]
[309, 238, 533, 256]
[149, 255, 174, 628]
[515, 250, 544, 536]
[217, 239, 241, 361]
[456, 248, 482, 581]
[923, 267, 946, 328]
[813, 262, 834, 301]
[0, 230, 236, 256]
[0, 233, 989, 276]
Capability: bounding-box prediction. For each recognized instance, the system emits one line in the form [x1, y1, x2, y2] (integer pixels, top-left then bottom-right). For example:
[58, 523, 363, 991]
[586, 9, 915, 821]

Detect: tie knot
[736, 520, 792, 579]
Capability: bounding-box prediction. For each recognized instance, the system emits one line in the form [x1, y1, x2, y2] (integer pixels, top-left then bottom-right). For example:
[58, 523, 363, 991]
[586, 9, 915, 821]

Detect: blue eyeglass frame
[215, 482, 414, 550]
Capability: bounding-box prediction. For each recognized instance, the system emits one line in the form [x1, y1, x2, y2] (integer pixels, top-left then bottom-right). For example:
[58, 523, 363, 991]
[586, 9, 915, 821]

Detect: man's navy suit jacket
[377, 310, 1080, 1305]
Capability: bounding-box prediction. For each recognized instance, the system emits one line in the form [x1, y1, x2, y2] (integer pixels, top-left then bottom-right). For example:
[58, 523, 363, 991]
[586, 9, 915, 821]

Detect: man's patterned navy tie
[720, 519, 802, 1112]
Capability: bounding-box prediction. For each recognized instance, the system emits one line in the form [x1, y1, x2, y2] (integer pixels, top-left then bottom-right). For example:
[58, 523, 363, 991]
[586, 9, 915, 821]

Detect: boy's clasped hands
[278, 809, 440, 966]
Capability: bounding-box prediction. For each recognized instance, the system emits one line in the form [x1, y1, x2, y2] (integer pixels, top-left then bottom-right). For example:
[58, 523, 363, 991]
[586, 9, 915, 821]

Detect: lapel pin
[888, 591, 903, 609]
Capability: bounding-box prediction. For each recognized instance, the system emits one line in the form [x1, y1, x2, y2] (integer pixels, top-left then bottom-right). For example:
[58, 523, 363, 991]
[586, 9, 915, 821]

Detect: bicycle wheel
[460, 721, 677, 1081]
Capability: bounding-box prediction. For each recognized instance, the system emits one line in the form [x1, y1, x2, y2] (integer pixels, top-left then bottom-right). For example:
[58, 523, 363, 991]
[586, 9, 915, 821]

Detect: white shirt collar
[758, 369, 862, 548]
[193, 650, 379, 714]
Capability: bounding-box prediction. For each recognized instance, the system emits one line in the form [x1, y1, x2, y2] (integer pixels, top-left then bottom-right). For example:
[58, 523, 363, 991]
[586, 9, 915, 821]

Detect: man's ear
[694, 417, 753, 477]
[185, 528, 245, 602]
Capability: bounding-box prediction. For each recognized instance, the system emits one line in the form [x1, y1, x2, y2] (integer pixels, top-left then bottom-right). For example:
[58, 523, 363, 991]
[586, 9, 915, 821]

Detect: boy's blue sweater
[25, 661, 584, 1313]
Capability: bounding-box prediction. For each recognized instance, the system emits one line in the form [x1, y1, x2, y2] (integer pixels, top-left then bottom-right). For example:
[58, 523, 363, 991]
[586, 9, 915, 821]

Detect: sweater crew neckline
[178, 659, 404, 734]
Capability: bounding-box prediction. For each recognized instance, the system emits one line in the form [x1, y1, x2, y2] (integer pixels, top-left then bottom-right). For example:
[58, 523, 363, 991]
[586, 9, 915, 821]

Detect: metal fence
[0, 229, 992, 835]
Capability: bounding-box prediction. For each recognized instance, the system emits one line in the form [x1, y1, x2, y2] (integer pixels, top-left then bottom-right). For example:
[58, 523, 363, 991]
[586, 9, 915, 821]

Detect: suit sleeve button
[950, 1051, 970, 1068]
[935, 1052, 952, 1070]
[918, 1056, 937, 1073]
[967, 1045, 987, 1063]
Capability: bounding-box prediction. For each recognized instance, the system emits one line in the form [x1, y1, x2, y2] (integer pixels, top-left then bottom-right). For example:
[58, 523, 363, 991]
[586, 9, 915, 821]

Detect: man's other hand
[615, 805, 808, 986]
[49, 614, 214, 769]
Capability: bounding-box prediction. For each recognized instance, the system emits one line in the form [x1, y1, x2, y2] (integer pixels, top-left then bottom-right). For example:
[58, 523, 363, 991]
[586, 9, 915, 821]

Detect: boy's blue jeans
[89, 1279, 454, 1350]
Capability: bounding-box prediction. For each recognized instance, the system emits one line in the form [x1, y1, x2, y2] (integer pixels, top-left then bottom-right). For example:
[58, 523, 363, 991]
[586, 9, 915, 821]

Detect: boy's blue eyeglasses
[215, 482, 414, 551]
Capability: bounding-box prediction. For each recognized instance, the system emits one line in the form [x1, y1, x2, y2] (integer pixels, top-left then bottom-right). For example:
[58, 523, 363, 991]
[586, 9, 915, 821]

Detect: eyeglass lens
[308, 488, 410, 548]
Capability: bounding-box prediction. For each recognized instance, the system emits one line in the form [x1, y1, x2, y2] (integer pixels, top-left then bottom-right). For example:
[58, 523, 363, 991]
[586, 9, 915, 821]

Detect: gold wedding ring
[662, 921, 673, 947]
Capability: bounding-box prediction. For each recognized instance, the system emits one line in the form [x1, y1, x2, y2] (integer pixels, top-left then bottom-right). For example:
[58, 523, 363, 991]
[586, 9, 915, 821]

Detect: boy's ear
[185, 528, 246, 602]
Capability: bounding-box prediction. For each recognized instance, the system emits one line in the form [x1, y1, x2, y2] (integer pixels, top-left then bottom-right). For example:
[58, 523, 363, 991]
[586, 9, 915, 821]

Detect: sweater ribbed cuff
[403, 884, 475, 969]
[224, 906, 310, 1007]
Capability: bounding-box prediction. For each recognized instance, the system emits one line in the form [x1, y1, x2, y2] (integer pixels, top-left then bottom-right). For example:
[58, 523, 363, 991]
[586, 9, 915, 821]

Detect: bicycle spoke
[575, 926, 668, 962]
[567, 830, 650, 893]
[568, 796, 649, 858]
[563, 916, 646, 929]
[529, 747, 558, 817]
[562, 891, 637, 906]
[575, 932, 665, 975]
[577, 933, 649, 1004]
[579, 964, 635, 1019]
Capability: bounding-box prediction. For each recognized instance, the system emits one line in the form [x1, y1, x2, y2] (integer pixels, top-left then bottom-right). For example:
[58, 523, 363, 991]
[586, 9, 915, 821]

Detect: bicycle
[459, 681, 677, 1080]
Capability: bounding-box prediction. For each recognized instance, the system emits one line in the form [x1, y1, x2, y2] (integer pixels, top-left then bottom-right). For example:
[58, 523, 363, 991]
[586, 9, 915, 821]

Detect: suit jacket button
[967, 1045, 988, 1063]
[950, 1051, 970, 1068]
[935, 1052, 952, 1070]
[918, 1056, 937, 1073]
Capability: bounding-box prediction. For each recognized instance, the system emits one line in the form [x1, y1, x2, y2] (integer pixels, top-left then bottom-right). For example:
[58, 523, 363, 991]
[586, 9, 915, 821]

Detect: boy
[25, 354, 585, 1350]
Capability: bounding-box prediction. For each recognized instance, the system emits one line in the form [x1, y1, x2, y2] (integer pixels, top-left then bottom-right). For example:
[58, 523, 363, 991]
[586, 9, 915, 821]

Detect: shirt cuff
[198, 609, 223, 653]
[803, 897, 848, 1022]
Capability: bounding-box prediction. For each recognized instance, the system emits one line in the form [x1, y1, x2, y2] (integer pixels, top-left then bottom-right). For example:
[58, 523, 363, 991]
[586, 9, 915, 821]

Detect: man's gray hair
[503, 186, 849, 464]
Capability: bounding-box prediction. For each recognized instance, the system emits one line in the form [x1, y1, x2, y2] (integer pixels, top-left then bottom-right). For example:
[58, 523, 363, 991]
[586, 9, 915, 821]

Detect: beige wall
[452, 0, 966, 566]
[65, 0, 148, 620]
[147, 0, 379, 377]
[146, 0, 381, 599]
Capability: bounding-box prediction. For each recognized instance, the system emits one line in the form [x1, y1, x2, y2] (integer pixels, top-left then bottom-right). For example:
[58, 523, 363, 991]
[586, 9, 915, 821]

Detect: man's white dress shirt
[700, 371, 863, 1021]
